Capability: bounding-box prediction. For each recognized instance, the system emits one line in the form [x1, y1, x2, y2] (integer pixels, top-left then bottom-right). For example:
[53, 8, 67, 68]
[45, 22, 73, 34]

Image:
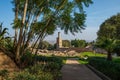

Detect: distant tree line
[37, 39, 88, 50]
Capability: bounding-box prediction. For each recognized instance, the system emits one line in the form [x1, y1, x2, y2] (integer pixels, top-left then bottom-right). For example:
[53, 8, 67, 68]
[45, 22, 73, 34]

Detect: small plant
[12, 65, 53, 80]
[0, 69, 9, 80]
[20, 50, 34, 68]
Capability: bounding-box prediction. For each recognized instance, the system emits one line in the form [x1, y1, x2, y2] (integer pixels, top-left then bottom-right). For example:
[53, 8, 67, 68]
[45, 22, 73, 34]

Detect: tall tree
[97, 13, 120, 40]
[96, 13, 120, 60]
[11, 0, 93, 65]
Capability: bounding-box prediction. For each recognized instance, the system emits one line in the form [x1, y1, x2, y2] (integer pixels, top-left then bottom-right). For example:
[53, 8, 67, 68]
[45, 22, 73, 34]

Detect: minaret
[56, 32, 62, 49]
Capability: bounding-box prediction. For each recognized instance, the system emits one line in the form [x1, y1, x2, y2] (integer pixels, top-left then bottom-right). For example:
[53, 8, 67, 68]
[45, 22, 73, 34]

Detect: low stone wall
[58, 47, 93, 53]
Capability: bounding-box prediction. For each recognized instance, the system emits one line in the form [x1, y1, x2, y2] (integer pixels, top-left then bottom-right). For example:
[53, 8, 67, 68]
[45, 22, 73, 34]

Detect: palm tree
[0, 23, 8, 47]
[96, 38, 117, 61]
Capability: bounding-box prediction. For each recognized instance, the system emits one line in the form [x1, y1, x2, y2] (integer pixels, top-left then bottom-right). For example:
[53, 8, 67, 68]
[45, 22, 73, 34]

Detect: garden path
[61, 58, 102, 80]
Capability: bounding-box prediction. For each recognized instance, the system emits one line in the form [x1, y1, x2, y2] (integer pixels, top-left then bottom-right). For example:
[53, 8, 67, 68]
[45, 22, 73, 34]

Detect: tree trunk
[14, 0, 19, 49]
[107, 52, 112, 61]
[15, 0, 28, 65]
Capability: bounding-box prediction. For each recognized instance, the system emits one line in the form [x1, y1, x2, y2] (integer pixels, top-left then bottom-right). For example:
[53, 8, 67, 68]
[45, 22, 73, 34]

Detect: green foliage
[96, 38, 120, 60]
[39, 41, 49, 49]
[38, 41, 54, 50]
[89, 57, 120, 80]
[80, 52, 106, 57]
[13, 68, 53, 80]
[0, 23, 9, 48]
[97, 13, 120, 40]
[34, 56, 63, 70]
[13, 71, 38, 80]
[96, 39, 117, 53]
[9, 54, 63, 80]
[78, 59, 88, 64]
[4, 38, 14, 52]
[58, 0, 93, 34]
[19, 52, 63, 79]
[62, 40, 71, 47]
[71, 39, 86, 47]
[0, 69, 9, 80]
[113, 57, 120, 63]
[96, 13, 120, 56]
[78, 52, 106, 64]
[20, 50, 34, 68]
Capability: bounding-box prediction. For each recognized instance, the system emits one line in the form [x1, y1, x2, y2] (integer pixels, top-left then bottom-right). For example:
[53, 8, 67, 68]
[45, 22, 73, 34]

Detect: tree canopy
[71, 39, 86, 48]
[96, 13, 120, 60]
[97, 13, 120, 40]
[62, 40, 71, 47]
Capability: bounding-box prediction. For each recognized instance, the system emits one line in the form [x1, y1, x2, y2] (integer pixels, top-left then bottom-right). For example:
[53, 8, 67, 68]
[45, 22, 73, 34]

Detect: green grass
[80, 52, 106, 57]
[78, 59, 88, 64]
[54, 56, 79, 64]
[113, 57, 120, 63]
[78, 52, 106, 64]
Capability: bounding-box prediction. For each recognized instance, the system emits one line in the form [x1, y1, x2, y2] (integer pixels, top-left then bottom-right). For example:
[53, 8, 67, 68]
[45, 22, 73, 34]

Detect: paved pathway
[61, 58, 102, 80]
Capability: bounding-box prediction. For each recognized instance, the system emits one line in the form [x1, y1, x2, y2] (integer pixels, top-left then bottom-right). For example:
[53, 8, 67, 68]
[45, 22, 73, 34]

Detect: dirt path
[0, 51, 19, 78]
[61, 58, 102, 80]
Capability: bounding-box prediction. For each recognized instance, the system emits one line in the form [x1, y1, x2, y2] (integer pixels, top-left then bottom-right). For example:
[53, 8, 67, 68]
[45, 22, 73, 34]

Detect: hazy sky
[0, 0, 120, 43]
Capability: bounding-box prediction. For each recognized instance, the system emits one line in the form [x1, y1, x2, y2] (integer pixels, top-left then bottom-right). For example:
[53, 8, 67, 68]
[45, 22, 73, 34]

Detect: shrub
[12, 64, 53, 80]
[89, 57, 120, 80]
[20, 50, 34, 68]
[19, 53, 63, 80]
[13, 71, 37, 80]
[33, 55, 63, 70]
[33, 56, 63, 79]
[13, 71, 53, 80]
[0, 69, 9, 80]
[19, 55, 63, 80]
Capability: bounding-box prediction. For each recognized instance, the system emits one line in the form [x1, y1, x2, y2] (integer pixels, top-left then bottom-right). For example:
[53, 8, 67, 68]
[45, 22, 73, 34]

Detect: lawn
[80, 52, 106, 57]
[78, 52, 106, 64]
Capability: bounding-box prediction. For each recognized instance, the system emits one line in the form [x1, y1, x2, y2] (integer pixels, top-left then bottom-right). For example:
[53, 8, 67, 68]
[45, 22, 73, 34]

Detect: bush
[89, 57, 120, 80]
[20, 50, 34, 68]
[19, 52, 63, 80]
[10, 64, 53, 80]
[0, 69, 9, 80]
[33, 56, 63, 79]
[13, 70, 53, 80]
[19, 54, 63, 80]
[33, 55, 63, 70]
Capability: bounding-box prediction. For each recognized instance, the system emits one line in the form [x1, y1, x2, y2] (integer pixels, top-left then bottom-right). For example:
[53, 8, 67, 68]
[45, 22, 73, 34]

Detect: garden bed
[89, 57, 120, 80]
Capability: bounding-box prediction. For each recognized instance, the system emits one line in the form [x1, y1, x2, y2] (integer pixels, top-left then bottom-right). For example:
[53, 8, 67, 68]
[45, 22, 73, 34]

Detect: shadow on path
[61, 58, 102, 80]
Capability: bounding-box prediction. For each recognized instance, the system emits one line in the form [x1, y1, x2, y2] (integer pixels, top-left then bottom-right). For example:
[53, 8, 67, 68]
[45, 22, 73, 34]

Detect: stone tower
[56, 32, 62, 49]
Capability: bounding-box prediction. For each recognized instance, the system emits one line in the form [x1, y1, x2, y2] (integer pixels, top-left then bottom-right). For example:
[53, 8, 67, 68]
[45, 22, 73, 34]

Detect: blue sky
[0, 0, 120, 42]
